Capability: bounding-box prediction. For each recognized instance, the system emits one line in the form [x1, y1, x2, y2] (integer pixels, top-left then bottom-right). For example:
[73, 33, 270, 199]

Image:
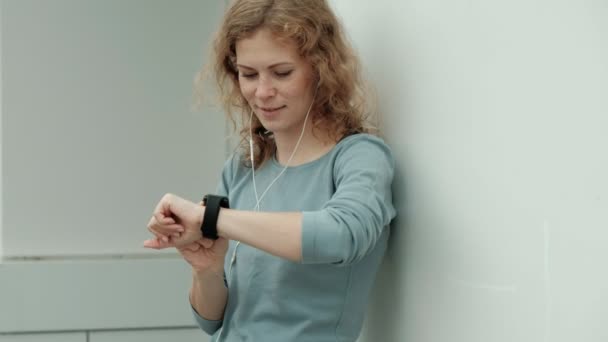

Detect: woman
[144, 0, 396, 341]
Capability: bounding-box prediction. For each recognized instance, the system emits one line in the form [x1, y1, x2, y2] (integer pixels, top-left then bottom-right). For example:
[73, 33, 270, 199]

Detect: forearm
[217, 209, 303, 262]
[189, 268, 227, 321]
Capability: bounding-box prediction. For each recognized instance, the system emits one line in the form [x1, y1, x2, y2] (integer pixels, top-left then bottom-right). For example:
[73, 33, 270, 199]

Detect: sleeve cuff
[191, 303, 223, 335]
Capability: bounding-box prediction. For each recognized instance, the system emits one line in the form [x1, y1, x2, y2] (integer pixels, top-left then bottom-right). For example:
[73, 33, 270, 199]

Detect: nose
[255, 76, 276, 99]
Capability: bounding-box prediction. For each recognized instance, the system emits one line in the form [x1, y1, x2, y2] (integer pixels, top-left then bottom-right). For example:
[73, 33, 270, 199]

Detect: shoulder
[330, 133, 395, 180]
[216, 150, 251, 195]
[333, 133, 394, 166]
[219, 150, 248, 181]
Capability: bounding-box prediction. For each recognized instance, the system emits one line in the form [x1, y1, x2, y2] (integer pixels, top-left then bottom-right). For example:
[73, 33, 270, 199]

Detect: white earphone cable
[229, 86, 318, 275]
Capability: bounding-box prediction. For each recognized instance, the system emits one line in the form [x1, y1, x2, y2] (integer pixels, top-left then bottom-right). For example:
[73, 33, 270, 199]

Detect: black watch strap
[201, 194, 229, 240]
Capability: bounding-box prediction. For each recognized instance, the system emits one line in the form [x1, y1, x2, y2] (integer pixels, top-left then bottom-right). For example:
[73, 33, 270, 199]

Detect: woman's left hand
[144, 193, 204, 248]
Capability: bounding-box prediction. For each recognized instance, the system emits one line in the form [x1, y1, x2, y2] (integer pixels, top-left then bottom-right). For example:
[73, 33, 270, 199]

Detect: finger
[153, 193, 184, 222]
[151, 220, 184, 231]
[143, 238, 161, 249]
[151, 223, 184, 234]
[148, 226, 170, 242]
[147, 216, 160, 231]
[160, 236, 177, 248]
[153, 196, 177, 224]
[154, 212, 170, 225]
[167, 223, 184, 232]
[153, 194, 172, 218]
[147, 216, 170, 237]
[144, 236, 173, 249]
[150, 213, 175, 225]
[160, 216, 176, 225]
[147, 225, 169, 241]
[149, 219, 184, 233]
[145, 236, 175, 249]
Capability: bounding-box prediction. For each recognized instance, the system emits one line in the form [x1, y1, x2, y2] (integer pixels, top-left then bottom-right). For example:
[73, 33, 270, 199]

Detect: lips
[258, 105, 285, 111]
[257, 105, 286, 119]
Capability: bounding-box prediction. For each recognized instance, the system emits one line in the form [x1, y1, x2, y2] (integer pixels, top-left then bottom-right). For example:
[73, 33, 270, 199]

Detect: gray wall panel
[0, 333, 85, 342]
[0, 258, 196, 333]
[90, 328, 209, 342]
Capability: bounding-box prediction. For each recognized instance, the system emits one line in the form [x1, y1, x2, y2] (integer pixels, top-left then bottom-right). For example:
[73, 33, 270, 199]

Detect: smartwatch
[201, 194, 229, 240]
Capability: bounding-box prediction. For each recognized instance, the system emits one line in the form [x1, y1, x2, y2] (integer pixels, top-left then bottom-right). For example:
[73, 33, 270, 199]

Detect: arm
[147, 136, 396, 265]
[182, 235, 229, 323]
[216, 137, 396, 265]
[217, 210, 303, 262]
[145, 201, 230, 334]
[190, 267, 227, 321]
[145, 204, 304, 262]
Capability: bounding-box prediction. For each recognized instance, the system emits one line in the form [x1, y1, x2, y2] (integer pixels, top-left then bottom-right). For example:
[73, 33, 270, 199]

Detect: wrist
[216, 208, 231, 239]
[195, 205, 205, 240]
[192, 266, 224, 280]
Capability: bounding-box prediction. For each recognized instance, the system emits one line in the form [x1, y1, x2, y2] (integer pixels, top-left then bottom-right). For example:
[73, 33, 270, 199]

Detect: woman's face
[235, 28, 316, 139]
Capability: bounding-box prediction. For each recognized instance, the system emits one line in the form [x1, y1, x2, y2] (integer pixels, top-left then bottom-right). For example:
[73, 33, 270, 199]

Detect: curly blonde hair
[195, 0, 377, 168]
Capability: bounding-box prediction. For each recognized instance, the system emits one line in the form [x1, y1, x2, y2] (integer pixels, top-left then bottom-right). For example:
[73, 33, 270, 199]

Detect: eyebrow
[236, 62, 294, 70]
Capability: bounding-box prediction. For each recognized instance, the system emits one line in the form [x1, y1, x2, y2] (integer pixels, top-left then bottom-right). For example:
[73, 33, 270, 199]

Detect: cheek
[239, 82, 255, 101]
[283, 80, 311, 99]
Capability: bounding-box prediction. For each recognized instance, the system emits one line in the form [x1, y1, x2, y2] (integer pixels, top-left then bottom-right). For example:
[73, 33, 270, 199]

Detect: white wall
[1, 0, 225, 340]
[4, 0, 608, 341]
[330, 0, 608, 341]
[1, 0, 226, 258]
[0, 0, 4, 258]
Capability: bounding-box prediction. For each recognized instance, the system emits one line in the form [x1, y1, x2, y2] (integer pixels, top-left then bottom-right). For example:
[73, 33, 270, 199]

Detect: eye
[240, 72, 258, 79]
[275, 70, 293, 78]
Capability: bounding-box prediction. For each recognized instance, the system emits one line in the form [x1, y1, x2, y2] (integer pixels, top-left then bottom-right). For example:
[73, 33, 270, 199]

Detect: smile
[258, 105, 286, 111]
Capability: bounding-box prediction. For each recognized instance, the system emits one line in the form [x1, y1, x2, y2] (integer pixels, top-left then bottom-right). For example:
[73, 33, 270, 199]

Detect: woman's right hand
[176, 237, 229, 273]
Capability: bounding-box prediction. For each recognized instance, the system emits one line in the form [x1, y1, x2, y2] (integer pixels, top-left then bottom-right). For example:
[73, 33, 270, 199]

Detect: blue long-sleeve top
[191, 133, 396, 342]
